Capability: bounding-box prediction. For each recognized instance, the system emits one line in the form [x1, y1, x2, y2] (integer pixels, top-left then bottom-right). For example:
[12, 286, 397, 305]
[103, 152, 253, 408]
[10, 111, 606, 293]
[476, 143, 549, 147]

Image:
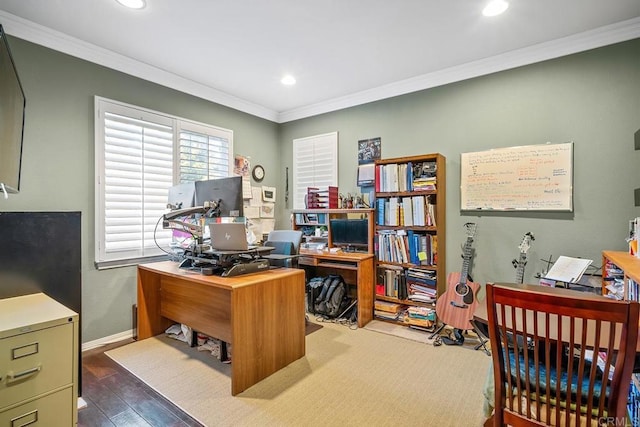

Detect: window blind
[292, 132, 338, 209]
[179, 131, 231, 182]
[100, 111, 174, 262]
[95, 98, 234, 268]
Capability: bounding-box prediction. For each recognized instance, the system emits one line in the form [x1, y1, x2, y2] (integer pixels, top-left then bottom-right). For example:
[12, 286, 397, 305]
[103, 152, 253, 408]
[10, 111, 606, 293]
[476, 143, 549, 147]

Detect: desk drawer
[0, 323, 73, 410]
[0, 386, 73, 427]
[298, 256, 318, 266]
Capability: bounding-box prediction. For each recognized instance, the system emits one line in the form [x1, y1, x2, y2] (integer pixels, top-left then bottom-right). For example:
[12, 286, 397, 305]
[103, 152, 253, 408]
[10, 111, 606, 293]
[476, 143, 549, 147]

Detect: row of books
[375, 161, 437, 193]
[294, 212, 326, 225]
[376, 230, 437, 266]
[376, 264, 437, 301]
[375, 195, 436, 227]
[406, 267, 437, 303]
[630, 279, 639, 303]
[376, 264, 407, 299]
[374, 299, 403, 320]
[405, 306, 436, 329]
[629, 373, 640, 426]
[604, 260, 625, 300]
[373, 300, 436, 329]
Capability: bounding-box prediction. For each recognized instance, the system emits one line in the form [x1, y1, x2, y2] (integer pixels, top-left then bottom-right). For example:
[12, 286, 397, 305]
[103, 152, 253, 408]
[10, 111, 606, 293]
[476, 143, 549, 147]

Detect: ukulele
[435, 223, 480, 331]
[512, 232, 534, 284]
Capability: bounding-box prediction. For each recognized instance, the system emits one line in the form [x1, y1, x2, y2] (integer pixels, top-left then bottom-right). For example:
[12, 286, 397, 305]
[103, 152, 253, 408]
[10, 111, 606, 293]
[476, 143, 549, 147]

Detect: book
[545, 256, 593, 283]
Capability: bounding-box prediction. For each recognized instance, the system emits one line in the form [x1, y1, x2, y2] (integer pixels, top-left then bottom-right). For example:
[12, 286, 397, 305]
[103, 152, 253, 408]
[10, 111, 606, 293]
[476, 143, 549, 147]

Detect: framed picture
[358, 137, 381, 164]
[262, 186, 276, 202]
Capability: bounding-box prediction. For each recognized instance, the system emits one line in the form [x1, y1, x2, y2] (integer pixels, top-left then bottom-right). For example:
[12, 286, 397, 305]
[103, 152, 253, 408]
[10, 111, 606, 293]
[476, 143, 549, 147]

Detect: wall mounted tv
[0, 24, 26, 194]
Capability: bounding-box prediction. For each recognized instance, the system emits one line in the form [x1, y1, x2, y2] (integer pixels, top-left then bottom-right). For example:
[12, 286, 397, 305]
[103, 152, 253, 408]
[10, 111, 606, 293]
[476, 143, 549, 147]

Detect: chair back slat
[486, 283, 639, 426]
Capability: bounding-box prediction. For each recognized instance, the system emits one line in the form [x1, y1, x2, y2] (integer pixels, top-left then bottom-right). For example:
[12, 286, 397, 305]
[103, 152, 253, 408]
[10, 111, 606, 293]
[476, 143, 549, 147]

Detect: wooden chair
[485, 283, 639, 426]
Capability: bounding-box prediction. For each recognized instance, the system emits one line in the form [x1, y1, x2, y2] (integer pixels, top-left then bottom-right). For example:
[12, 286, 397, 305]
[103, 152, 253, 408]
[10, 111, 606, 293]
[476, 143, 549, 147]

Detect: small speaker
[635, 128, 640, 150]
[635, 188, 640, 207]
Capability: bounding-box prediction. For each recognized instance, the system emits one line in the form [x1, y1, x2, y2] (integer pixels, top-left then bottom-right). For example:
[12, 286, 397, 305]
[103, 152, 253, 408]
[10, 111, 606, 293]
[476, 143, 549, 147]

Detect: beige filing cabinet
[0, 293, 79, 426]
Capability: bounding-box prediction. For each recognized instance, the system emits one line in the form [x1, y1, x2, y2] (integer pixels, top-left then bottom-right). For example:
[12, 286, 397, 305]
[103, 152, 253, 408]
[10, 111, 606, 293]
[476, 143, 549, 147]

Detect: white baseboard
[82, 329, 134, 352]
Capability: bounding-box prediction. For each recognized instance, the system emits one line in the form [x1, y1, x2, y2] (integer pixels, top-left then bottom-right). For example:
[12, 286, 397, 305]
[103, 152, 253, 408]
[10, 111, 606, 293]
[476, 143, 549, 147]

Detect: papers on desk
[544, 256, 593, 283]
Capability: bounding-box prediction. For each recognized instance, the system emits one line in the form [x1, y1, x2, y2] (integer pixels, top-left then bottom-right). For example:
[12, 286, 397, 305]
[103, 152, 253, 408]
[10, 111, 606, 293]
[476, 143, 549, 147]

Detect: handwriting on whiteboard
[461, 143, 573, 211]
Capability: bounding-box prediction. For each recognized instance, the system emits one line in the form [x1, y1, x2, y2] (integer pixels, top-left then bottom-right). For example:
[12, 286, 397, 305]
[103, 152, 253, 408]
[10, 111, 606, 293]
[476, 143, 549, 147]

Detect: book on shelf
[412, 161, 437, 191]
[374, 300, 402, 313]
[376, 263, 406, 299]
[374, 310, 400, 320]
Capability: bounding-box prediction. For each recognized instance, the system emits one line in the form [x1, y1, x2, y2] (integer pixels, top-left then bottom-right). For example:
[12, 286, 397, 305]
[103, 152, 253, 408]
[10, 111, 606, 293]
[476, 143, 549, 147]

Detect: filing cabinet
[0, 293, 78, 426]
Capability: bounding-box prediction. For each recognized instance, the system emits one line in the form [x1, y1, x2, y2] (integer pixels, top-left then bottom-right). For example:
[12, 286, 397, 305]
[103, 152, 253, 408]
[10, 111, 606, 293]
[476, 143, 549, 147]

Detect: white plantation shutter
[95, 98, 233, 268]
[292, 132, 338, 209]
[178, 121, 232, 181]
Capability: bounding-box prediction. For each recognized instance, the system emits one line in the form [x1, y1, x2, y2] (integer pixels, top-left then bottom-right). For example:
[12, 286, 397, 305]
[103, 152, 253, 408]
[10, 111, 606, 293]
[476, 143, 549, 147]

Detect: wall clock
[252, 164, 265, 182]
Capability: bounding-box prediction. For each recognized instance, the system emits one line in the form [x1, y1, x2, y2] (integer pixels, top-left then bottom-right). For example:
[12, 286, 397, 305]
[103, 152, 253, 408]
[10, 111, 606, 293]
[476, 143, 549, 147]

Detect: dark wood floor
[78, 340, 203, 427]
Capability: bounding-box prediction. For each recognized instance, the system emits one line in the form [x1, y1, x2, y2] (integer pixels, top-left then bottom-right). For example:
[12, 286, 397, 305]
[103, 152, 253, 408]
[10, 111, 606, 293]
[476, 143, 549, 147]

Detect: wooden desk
[137, 261, 306, 395]
[474, 282, 640, 352]
[298, 250, 374, 327]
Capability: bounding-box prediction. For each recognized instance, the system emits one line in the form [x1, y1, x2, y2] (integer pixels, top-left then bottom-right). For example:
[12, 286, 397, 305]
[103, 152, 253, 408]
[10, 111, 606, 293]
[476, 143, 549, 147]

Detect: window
[292, 132, 338, 209]
[95, 97, 233, 268]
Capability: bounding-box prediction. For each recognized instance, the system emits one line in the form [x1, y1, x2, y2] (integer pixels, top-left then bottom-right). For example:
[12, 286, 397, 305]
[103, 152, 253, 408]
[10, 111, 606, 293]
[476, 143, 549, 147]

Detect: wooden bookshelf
[373, 153, 446, 329]
[602, 250, 640, 302]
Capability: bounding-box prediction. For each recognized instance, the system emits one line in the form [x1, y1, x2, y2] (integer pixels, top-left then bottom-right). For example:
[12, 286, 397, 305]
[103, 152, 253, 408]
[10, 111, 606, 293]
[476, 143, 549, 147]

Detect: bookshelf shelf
[601, 250, 640, 423]
[602, 250, 640, 302]
[374, 153, 446, 329]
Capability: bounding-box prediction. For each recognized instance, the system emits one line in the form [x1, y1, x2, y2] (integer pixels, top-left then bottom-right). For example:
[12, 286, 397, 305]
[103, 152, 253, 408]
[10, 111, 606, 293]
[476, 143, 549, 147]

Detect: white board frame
[460, 142, 573, 212]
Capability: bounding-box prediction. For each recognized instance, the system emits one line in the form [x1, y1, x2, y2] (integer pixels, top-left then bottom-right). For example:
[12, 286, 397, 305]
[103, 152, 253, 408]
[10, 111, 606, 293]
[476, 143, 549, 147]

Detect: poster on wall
[234, 154, 252, 199]
[358, 137, 381, 164]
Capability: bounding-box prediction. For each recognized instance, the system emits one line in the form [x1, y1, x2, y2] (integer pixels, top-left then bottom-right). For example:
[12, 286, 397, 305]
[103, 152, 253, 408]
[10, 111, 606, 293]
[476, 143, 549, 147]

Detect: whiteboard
[460, 142, 573, 211]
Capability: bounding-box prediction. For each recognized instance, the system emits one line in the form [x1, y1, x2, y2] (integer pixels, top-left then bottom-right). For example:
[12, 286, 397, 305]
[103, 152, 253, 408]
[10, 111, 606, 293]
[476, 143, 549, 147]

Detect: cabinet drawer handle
[11, 409, 38, 427]
[6, 364, 41, 383]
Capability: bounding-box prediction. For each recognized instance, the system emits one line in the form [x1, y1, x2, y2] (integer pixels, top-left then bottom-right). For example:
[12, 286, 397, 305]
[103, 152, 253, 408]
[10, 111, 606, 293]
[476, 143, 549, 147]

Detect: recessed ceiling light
[482, 0, 509, 17]
[281, 75, 296, 86]
[116, 0, 146, 9]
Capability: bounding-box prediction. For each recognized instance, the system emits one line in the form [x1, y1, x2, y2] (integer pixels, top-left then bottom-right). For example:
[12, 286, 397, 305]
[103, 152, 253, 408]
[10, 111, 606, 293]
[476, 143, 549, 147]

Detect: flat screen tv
[194, 176, 243, 217]
[0, 24, 26, 194]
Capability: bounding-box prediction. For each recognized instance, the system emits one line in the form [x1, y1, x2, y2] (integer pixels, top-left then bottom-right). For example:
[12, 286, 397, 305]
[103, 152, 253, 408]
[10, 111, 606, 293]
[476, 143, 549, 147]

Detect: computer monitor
[167, 182, 196, 210]
[329, 218, 369, 251]
[195, 176, 244, 217]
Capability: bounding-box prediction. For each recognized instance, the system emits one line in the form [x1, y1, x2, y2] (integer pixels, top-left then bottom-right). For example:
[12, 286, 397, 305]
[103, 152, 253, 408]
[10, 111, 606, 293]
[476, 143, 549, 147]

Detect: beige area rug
[363, 319, 437, 344]
[106, 319, 491, 427]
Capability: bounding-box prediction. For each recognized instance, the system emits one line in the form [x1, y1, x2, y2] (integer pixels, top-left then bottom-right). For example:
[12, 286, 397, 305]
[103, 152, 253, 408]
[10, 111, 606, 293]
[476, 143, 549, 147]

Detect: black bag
[314, 274, 349, 318]
[306, 276, 325, 314]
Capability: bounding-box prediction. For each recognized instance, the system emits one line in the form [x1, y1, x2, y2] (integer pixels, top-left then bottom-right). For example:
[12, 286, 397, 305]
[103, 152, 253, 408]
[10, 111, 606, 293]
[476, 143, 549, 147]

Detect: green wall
[2, 37, 279, 343]
[279, 38, 640, 288]
[2, 35, 639, 343]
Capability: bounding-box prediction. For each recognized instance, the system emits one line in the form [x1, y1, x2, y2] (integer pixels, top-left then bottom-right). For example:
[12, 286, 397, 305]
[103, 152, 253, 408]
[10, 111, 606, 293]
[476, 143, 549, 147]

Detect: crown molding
[0, 10, 279, 122]
[1, 11, 638, 124]
[278, 17, 640, 123]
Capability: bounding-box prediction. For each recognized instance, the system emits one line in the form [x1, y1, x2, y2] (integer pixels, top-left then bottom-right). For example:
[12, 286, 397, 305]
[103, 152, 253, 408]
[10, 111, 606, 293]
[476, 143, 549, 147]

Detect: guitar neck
[459, 238, 473, 281]
[515, 253, 526, 283]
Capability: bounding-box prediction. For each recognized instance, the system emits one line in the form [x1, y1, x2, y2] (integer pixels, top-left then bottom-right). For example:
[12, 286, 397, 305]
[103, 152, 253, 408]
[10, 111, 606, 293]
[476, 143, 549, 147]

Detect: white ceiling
[0, 1, 639, 123]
